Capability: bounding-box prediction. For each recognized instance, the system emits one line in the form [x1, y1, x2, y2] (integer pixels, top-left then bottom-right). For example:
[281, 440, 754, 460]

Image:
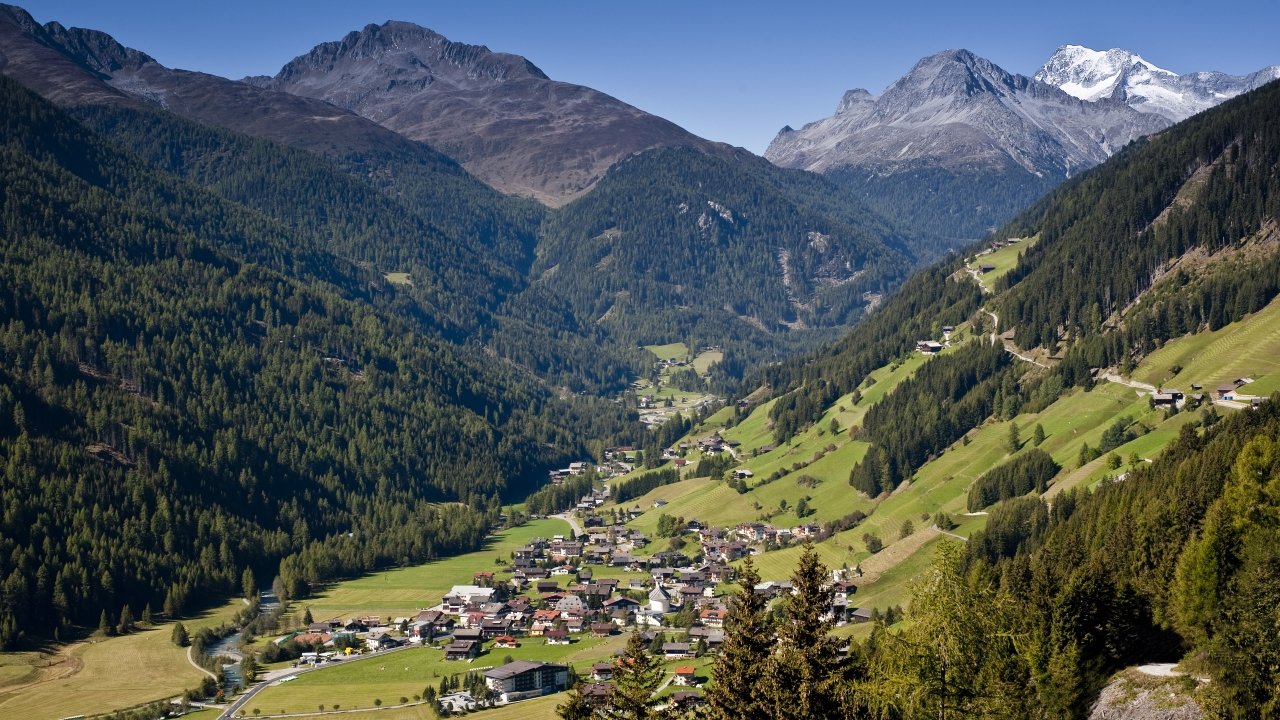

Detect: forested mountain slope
[994, 80, 1280, 360]
[530, 147, 914, 363]
[730, 77, 1280, 718]
[0, 76, 632, 648]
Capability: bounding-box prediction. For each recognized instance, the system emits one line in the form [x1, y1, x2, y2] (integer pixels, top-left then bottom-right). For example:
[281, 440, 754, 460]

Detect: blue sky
[26, 0, 1280, 153]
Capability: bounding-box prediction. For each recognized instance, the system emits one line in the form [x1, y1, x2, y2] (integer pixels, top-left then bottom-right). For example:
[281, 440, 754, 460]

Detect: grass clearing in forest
[0, 599, 244, 720]
[300, 518, 570, 622]
[1133, 294, 1280, 395]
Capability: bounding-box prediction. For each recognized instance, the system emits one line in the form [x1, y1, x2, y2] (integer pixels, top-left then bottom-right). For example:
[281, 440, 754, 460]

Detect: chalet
[979, 263, 996, 273]
[577, 568, 594, 583]
[590, 622, 615, 638]
[473, 571, 495, 588]
[688, 626, 725, 650]
[480, 602, 509, 618]
[493, 635, 519, 649]
[754, 581, 794, 599]
[591, 662, 615, 681]
[452, 627, 484, 643]
[850, 607, 874, 624]
[545, 629, 571, 645]
[832, 581, 858, 603]
[342, 619, 368, 633]
[670, 690, 707, 709]
[604, 596, 641, 612]
[366, 634, 404, 651]
[917, 340, 944, 354]
[703, 564, 735, 583]
[445, 640, 480, 661]
[306, 622, 330, 634]
[580, 682, 612, 706]
[673, 666, 698, 686]
[1217, 383, 1237, 399]
[536, 580, 560, 594]
[795, 523, 821, 538]
[480, 619, 514, 638]
[565, 616, 586, 634]
[1151, 391, 1184, 407]
[442, 585, 496, 613]
[531, 609, 561, 624]
[699, 608, 727, 628]
[555, 595, 587, 616]
[679, 585, 706, 606]
[662, 642, 693, 659]
[484, 660, 569, 703]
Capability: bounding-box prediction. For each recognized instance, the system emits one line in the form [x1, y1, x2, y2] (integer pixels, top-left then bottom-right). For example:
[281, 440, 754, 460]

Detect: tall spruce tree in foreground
[765, 543, 844, 720]
[604, 631, 664, 720]
[707, 557, 773, 719]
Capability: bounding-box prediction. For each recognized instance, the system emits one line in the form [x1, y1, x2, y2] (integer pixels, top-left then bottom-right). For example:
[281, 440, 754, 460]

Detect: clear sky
[24, 0, 1280, 153]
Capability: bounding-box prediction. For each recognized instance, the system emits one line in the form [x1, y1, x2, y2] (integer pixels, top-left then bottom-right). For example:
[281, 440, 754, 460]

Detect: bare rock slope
[249, 21, 725, 205]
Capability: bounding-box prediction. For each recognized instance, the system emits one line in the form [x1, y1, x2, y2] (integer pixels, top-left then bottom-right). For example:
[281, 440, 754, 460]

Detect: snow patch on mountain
[1037, 44, 1280, 122]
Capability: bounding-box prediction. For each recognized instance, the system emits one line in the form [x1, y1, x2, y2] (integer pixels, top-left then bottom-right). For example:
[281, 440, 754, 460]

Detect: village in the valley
[249, 458, 869, 716]
[221, 346, 877, 718]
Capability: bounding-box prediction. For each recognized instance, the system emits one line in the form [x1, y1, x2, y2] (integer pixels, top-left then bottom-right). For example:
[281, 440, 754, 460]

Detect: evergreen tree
[765, 544, 843, 720]
[118, 604, 134, 634]
[99, 609, 112, 637]
[1032, 423, 1046, 446]
[171, 622, 189, 647]
[604, 631, 663, 720]
[707, 557, 772, 720]
[1007, 421, 1021, 454]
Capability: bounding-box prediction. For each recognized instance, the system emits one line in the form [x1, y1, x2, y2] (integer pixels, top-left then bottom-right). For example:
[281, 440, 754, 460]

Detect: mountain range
[765, 45, 1279, 246]
[1036, 44, 1280, 122]
[244, 20, 727, 205]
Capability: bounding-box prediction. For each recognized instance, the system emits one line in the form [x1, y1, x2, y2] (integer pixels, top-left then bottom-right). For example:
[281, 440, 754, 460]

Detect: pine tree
[765, 543, 843, 720]
[1032, 423, 1046, 446]
[1007, 421, 1021, 453]
[302, 607, 313, 626]
[707, 557, 772, 720]
[556, 686, 595, 720]
[118, 604, 134, 634]
[605, 631, 663, 719]
[98, 609, 112, 637]
[171, 622, 189, 647]
[141, 603, 152, 626]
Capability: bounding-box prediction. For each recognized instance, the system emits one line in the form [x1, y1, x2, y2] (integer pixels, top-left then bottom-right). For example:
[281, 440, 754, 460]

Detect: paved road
[554, 511, 583, 538]
[1099, 373, 1157, 393]
[217, 645, 417, 719]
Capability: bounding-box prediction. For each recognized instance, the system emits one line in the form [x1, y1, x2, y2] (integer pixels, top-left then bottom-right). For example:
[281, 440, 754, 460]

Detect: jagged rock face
[252, 21, 721, 205]
[1036, 44, 1280, 123]
[765, 49, 1167, 179]
[0, 4, 419, 157]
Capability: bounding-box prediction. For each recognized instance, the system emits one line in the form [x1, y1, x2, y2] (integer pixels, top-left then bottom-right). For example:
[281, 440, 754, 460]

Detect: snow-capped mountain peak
[1036, 44, 1280, 122]
[1036, 45, 1173, 102]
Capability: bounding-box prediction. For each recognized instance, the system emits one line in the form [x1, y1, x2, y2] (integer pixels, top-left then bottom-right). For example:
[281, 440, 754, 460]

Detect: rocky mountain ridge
[764, 48, 1166, 178]
[248, 20, 726, 205]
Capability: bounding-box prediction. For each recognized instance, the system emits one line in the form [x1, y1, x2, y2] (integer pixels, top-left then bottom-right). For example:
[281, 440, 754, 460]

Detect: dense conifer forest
[0, 76, 638, 645]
